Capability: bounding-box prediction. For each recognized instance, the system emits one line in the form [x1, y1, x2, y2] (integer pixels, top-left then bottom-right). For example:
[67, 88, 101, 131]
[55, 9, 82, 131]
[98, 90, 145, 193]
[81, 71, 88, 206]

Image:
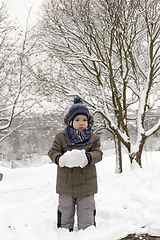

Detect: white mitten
[59, 149, 88, 168]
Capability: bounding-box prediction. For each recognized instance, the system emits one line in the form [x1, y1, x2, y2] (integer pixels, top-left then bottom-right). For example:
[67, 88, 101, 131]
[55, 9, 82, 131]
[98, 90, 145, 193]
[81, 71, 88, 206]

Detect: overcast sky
[5, 0, 44, 29]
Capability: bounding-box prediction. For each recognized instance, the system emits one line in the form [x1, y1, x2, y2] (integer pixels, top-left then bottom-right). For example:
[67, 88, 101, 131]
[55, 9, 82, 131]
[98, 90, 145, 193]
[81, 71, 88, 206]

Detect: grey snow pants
[57, 194, 96, 230]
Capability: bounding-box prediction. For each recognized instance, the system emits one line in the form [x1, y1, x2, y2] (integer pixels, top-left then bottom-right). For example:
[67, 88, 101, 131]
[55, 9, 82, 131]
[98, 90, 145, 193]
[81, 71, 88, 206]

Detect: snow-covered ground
[0, 150, 160, 240]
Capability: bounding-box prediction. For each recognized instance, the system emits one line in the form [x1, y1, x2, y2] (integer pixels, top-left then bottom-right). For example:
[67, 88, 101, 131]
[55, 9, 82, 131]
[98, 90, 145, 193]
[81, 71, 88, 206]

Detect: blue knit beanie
[68, 97, 90, 124]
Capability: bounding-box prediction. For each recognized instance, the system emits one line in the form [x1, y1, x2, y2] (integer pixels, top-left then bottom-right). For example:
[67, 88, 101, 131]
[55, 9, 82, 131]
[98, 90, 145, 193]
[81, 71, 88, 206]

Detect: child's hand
[59, 149, 89, 168]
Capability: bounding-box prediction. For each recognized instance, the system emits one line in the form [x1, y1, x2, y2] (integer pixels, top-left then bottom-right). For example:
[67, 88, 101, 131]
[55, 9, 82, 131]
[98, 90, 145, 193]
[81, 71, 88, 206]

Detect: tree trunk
[129, 137, 146, 168]
[129, 151, 142, 167]
[115, 136, 123, 173]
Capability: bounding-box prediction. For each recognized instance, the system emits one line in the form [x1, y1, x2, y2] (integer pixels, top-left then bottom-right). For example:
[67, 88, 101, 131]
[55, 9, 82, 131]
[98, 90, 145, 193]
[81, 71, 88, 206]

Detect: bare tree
[33, 0, 160, 170]
[0, 3, 44, 142]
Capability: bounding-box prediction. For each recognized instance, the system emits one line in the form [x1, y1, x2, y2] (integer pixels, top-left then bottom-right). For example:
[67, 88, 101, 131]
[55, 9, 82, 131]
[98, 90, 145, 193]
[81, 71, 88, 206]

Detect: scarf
[63, 126, 92, 146]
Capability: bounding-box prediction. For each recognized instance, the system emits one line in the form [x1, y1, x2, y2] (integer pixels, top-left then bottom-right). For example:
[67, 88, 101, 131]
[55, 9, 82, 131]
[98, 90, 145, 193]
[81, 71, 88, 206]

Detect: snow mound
[0, 150, 160, 239]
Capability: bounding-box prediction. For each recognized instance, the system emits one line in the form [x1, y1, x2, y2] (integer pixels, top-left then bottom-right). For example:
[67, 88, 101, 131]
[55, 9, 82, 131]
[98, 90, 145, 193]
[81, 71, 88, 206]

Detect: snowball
[59, 149, 87, 168]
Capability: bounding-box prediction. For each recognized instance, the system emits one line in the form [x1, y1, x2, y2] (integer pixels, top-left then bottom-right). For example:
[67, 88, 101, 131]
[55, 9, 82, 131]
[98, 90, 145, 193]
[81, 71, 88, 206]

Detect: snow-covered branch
[33, 0, 160, 167]
[0, 4, 46, 138]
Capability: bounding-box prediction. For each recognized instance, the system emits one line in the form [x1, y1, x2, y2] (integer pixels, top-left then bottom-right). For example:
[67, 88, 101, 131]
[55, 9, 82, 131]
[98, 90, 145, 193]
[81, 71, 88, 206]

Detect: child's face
[73, 115, 88, 131]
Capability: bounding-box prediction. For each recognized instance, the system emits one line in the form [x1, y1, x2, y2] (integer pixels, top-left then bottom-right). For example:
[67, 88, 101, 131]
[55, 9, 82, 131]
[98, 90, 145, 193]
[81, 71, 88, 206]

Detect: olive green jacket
[48, 132, 103, 198]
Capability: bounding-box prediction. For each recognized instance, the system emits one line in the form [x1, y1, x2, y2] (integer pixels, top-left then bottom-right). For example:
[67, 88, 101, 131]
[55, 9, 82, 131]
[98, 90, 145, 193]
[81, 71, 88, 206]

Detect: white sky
[5, 0, 44, 30]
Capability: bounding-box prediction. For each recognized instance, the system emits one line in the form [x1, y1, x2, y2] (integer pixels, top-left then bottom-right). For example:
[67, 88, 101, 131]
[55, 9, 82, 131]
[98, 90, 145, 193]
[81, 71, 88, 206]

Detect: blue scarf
[63, 126, 92, 146]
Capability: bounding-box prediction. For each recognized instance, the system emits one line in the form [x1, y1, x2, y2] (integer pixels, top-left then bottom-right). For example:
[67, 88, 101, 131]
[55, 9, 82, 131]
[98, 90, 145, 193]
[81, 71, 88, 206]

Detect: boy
[48, 97, 103, 231]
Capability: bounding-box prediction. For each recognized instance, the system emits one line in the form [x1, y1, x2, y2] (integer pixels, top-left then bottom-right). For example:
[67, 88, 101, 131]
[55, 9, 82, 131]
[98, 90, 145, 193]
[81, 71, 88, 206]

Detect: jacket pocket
[57, 167, 73, 187]
[81, 164, 96, 173]
[81, 165, 97, 185]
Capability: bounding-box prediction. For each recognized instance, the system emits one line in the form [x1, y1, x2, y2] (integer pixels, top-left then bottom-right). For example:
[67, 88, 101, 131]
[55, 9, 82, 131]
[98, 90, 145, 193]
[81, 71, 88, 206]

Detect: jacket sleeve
[48, 133, 64, 165]
[86, 134, 103, 165]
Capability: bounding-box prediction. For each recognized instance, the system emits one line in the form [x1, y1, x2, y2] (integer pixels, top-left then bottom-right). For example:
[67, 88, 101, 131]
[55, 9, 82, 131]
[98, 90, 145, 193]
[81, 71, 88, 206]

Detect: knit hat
[68, 97, 90, 124]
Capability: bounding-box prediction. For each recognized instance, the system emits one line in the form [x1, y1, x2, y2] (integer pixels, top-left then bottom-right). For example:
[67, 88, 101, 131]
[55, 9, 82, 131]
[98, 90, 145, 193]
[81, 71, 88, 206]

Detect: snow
[59, 149, 88, 168]
[0, 150, 160, 240]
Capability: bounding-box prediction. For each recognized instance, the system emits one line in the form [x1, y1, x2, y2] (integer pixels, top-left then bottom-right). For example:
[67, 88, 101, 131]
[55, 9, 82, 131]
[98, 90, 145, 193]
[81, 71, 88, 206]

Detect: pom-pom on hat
[68, 97, 90, 124]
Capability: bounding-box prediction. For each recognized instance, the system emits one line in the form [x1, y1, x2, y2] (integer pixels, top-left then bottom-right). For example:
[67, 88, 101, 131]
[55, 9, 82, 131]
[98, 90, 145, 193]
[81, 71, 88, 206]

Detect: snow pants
[57, 194, 96, 231]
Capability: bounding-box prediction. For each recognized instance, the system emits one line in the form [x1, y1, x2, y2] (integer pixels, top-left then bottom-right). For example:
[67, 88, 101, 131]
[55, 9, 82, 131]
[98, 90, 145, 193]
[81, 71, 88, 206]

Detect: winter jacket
[48, 132, 103, 198]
